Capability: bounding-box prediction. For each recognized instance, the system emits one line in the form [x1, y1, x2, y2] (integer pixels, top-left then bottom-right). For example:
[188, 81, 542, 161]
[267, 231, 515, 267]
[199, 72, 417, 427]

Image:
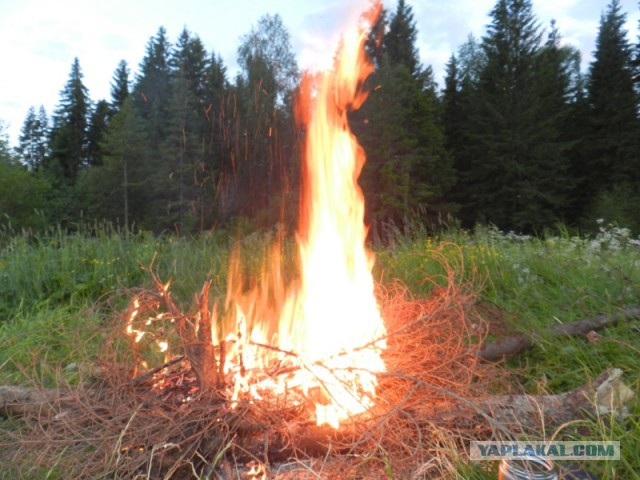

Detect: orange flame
[222, 3, 386, 428]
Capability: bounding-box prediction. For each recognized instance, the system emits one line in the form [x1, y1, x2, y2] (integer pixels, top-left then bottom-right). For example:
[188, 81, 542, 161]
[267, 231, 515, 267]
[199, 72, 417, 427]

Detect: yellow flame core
[225, 4, 386, 428]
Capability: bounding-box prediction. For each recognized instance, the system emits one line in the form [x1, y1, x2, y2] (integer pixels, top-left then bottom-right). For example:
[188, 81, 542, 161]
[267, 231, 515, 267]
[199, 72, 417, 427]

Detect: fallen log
[422, 367, 634, 433]
[232, 368, 634, 462]
[479, 307, 640, 361]
[0, 385, 72, 417]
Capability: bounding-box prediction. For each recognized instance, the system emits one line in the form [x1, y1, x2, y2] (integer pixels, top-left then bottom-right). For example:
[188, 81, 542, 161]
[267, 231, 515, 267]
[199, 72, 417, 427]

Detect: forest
[1, 0, 640, 238]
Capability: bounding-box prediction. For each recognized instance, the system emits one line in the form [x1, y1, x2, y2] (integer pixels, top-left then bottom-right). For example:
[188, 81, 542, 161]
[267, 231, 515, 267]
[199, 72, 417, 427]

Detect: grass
[376, 224, 640, 478]
[1, 222, 639, 478]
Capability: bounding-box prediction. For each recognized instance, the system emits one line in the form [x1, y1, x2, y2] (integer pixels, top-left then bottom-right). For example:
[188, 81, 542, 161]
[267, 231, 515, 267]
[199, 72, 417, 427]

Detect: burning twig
[186, 280, 219, 393]
[248, 341, 299, 359]
[141, 267, 221, 394]
[132, 355, 185, 385]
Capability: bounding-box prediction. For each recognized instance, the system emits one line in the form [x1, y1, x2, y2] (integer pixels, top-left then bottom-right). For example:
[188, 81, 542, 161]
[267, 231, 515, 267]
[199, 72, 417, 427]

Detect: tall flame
[224, 3, 386, 428]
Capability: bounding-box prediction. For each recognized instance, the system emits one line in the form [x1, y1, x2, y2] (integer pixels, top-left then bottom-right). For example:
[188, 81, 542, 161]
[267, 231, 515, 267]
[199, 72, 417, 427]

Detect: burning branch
[132, 355, 185, 385]
[145, 269, 220, 394]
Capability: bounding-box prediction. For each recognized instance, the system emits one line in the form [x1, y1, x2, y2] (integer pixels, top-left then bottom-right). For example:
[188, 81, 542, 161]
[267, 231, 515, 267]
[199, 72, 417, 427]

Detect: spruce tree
[384, 0, 420, 78]
[131, 27, 172, 230]
[442, 55, 465, 167]
[364, 6, 388, 69]
[443, 36, 487, 224]
[171, 29, 208, 93]
[0, 122, 51, 231]
[233, 53, 278, 219]
[202, 53, 230, 225]
[587, 0, 637, 185]
[16, 106, 49, 171]
[355, 0, 454, 237]
[234, 14, 299, 223]
[86, 100, 110, 167]
[110, 60, 130, 114]
[635, 9, 640, 94]
[463, 0, 571, 231]
[584, 0, 640, 229]
[442, 54, 470, 219]
[49, 57, 90, 183]
[133, 27, 171, 145]
[160, 28, 210, 232]
[537, 22, 583, 224]
[77, 98, 148, 230]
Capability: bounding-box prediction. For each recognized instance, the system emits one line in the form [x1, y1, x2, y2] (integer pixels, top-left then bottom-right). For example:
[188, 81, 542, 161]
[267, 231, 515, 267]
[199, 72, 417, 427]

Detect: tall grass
[1, 222, 639, 478]
[0, 223, 236, 317]
[375, 224, 640, 479]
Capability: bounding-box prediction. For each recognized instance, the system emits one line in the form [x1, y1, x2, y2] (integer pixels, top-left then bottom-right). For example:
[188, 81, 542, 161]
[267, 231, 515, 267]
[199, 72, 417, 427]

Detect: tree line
[2, 0, 639, 237]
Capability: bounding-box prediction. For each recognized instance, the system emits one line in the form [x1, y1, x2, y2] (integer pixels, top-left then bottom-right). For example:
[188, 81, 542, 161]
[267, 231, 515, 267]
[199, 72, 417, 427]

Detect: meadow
[0, 222, 639, 479]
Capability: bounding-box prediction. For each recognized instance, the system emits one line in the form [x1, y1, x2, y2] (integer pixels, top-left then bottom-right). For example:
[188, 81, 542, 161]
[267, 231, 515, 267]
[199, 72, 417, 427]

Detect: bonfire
[220, 4, 387, 429]
[1, 3, 633, 479]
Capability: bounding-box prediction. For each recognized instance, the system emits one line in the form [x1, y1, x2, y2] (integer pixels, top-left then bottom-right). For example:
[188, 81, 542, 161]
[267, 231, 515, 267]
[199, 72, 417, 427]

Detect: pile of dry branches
[3, 251, 628, 479]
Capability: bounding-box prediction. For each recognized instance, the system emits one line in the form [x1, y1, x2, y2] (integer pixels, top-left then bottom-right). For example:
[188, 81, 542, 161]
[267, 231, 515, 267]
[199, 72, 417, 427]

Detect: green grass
[1, 223, 639, 478]
[376, 224, 640, 479]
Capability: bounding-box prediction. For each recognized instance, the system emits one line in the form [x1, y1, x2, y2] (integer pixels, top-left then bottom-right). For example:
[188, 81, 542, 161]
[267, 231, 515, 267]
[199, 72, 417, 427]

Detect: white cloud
[410, 0, 639, 82]
[1, 0, 639, 145]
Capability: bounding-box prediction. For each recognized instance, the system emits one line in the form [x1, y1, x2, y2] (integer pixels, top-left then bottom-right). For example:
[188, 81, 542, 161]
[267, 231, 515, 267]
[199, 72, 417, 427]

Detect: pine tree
[86, 100, 110, 167]
[16, 106, 49, 171]
[49, 57, 90, 183]
[158, 28, 210, 232]
[133, 27, 171, 145]
[355, 0, 455, 237]
[583, 0, 640, 229]
[384, 0, 420, 78]
[77, 98, 148, 230]
[587, 0, 637, 185]
[462, 0, 571, 231]
[234, 14, 299, 223]
[201, 53, 231, 226]
[110, 60, 130, 114]
[131, 27, 172, 230]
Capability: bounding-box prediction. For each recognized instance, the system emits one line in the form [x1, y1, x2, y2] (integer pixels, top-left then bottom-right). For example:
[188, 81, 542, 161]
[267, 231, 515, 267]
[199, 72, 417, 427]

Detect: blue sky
[1, 0, 638, 146]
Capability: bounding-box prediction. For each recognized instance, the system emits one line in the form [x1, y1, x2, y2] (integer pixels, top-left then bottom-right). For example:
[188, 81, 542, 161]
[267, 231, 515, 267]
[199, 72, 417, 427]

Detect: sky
[1, 0, 638, 147]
